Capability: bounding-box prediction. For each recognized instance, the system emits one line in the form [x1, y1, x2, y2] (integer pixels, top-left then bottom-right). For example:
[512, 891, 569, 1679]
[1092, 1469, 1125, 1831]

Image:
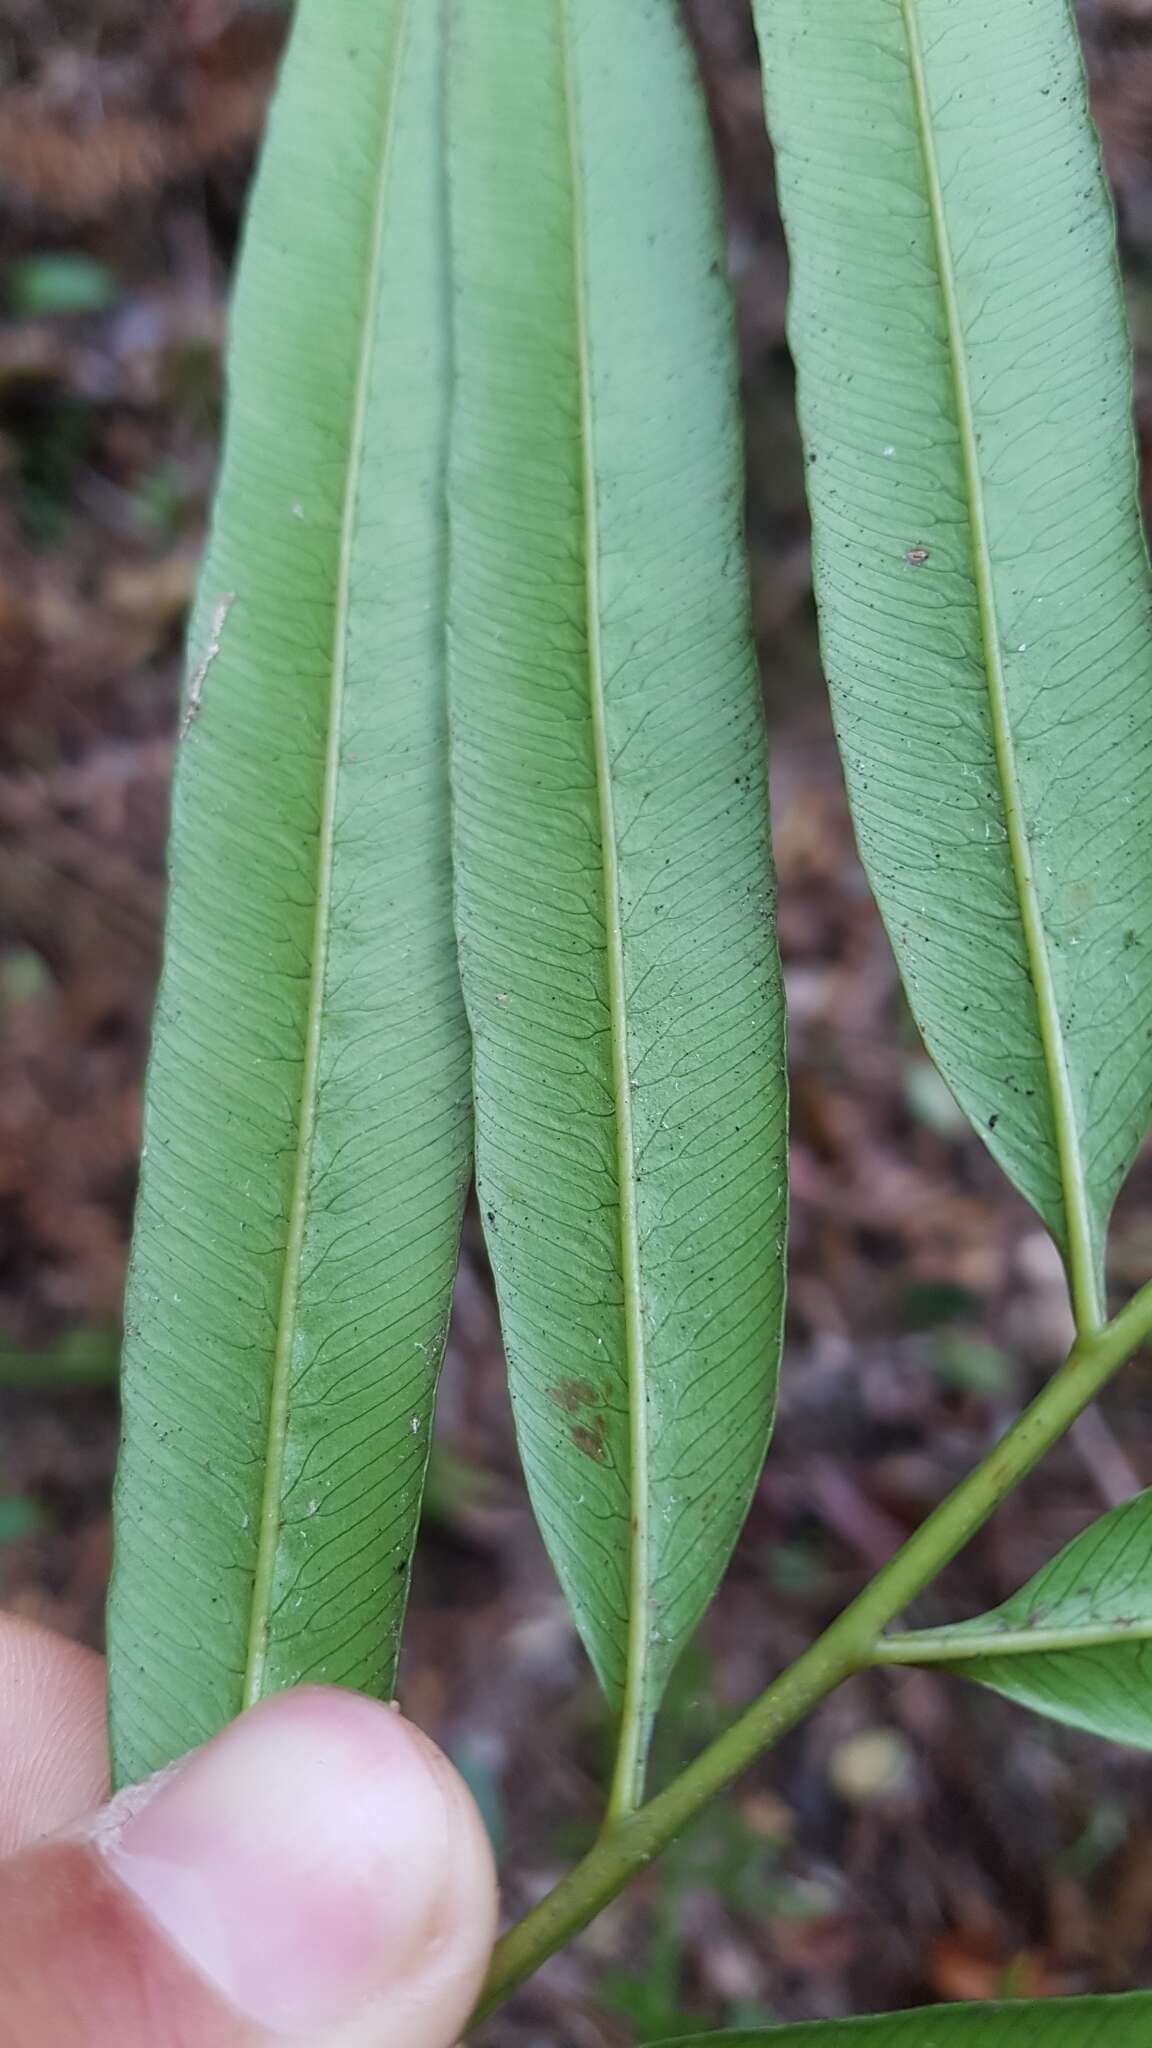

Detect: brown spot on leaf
[549, 1378, 599, 1414]
[571, 1417, 608, 1463]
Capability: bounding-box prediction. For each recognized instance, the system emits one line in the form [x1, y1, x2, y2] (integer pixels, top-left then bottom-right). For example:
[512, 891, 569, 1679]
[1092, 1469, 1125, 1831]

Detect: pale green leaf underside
[884, 1488, 1152, 1747]
[448, 0, 787, 1775]
[108, 0, 469, 1786]
[660, 1993, 1152, 2045]
[757, 0, 1152, 1328]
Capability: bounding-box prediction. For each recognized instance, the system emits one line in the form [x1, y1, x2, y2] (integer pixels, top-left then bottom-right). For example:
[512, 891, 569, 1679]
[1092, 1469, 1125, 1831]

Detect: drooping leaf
[447, 0, 787, 1802]
[878, 1488, 1152, 1747]
[655, 1992, 1152, 2045]
[756, 0, 1152, 1332]
[108, 0, 469, 1786]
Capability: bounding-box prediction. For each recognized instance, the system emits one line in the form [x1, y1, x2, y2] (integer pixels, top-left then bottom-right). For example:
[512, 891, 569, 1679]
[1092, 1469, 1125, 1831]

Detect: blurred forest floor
[5, 2, 1152, 2040]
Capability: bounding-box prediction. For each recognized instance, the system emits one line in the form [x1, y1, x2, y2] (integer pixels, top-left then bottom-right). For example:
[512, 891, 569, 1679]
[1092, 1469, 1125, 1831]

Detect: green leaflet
[107, 0, 469, 1786]
[448, 0, 787, 1805]
[877, 1487, 1152, 1746]
[658, 1993, 1152, 2045]
[757, 0, 1152, 1332]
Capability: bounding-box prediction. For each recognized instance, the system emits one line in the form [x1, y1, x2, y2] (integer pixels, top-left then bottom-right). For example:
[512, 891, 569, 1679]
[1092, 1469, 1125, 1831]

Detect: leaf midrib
[901, 0, 1102, 1334]
[877, 1616, 1152, 1666]
[558, 0, 651, 1818]
[241, 0, 413, 1705]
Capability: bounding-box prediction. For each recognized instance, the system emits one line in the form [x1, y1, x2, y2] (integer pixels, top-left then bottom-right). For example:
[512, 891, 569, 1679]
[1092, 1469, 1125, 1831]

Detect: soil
[3, 3, 1152, 2039]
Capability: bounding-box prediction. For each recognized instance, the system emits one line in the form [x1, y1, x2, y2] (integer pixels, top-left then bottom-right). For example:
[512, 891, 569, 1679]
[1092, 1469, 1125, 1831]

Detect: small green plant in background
[5, 253, 120, 320]
[105, 0, 1152, 2039]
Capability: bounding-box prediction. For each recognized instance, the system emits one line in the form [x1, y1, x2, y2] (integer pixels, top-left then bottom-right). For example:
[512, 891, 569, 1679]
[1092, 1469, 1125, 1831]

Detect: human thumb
[0, 1686, 498, 2047]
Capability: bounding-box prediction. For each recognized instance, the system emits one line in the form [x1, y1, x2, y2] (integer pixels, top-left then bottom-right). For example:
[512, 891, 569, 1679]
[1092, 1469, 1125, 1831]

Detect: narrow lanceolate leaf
[448, 0, 787, 1807]
[658, 1992, 1152, 2046]
[877, 1489, 1152, 1748]
[108, 0, 469, 1786]
[757, 0, 1152, 1332]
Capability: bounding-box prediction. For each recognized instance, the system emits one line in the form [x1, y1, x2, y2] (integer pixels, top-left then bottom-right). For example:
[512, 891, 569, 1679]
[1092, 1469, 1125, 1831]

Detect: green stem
[874, 1617, 1152, 1665]
[474, 1276, 1152, 2022]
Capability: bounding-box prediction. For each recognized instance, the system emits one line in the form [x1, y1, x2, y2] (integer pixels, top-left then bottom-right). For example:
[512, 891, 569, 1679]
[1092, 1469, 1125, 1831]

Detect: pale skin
[0, 1614, 498, 2046]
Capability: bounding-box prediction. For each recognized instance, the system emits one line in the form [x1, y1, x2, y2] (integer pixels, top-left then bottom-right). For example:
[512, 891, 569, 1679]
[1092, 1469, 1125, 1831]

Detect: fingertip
[102, 1685, 498, 2043]
[0, 1613, 108, 1853]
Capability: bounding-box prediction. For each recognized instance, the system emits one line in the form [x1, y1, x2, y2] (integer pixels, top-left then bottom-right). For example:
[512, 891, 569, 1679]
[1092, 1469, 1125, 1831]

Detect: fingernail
[101, 1688, 454, 2036]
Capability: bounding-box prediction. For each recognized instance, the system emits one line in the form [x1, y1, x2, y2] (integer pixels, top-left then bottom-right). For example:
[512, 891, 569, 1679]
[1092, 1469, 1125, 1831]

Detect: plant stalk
[474, 1276, 1152, 2021]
